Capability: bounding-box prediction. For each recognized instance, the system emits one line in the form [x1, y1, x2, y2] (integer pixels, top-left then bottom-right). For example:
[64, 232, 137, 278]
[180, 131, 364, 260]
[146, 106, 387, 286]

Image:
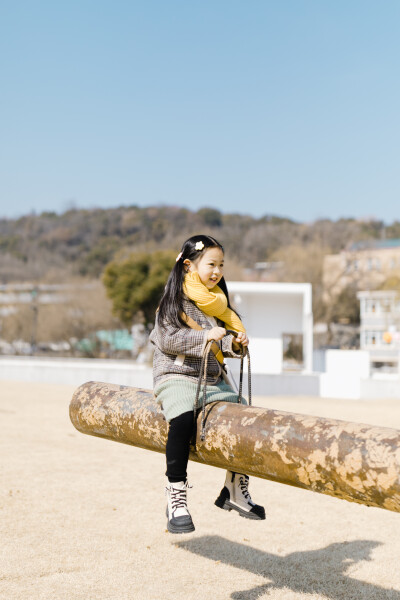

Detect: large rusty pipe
[70, 381, 400, 513]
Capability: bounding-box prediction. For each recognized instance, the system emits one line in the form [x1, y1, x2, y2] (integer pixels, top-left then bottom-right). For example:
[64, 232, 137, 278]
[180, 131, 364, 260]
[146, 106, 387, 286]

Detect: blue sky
[1, 1, 399, 222]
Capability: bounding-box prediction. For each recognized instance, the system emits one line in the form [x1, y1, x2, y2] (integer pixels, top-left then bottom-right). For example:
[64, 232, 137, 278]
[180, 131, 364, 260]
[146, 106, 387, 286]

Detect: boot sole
[166, 507, 195, 533]
[167, 520, 195, 534]
[215, 498, 266, 520]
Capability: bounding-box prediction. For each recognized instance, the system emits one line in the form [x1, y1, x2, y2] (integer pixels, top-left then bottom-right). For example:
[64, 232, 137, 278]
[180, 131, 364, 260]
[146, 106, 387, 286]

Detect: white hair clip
[176, 252, 183, 262]
[195, 241, 204, 251]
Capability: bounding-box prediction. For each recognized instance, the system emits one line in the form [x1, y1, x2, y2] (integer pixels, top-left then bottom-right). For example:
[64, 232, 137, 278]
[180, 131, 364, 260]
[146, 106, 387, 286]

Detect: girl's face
[186, 247, 225, 289]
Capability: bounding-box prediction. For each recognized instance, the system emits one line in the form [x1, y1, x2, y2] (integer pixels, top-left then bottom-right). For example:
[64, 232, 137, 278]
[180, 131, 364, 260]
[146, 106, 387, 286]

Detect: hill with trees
[1, 204, 399, 282]
[1, 205, 400, 339]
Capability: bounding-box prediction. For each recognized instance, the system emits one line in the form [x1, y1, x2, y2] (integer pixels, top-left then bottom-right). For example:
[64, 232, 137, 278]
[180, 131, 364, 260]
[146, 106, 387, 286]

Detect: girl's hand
[207, 327, 226, 342]
[233, 332, 249, 347]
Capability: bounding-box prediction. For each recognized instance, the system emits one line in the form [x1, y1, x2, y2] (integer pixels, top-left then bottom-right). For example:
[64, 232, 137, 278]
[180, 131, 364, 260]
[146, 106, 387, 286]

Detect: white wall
[3, 354, 400, 399]
[320, 350, 370, 400]
[325, 350, 370, 378]
[226, 338, 283, 375]
[228, 283, 312, 374]
[237, 293, 305, 337]
[0, 357, 153, 389]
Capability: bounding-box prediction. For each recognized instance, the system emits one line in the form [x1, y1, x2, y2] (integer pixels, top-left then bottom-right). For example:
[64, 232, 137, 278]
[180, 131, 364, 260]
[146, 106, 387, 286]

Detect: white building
[357, 290, 400, 367]
[227, 282, 313, 374]
[0, 281, 317, 396]
[5, 282, 400, 398]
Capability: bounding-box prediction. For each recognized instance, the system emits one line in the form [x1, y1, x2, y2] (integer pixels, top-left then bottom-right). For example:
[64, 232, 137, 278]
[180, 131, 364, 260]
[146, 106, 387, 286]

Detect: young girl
[150, 234, 265, 534]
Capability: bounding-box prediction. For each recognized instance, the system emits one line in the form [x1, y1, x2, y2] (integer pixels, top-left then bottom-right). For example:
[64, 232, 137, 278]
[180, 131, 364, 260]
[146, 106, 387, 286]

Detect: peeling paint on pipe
[70, 381, 400, 513]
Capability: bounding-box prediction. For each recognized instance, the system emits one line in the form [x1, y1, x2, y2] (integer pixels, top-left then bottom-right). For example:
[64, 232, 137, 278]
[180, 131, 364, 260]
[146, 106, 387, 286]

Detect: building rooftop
[349, 238, 400, 251]
[357, 290, 398, 298]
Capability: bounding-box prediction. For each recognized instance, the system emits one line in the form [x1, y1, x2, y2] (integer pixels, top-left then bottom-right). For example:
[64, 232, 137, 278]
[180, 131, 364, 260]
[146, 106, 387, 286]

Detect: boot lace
[167, 482, 192, 514]
[238, 475, 252, 502]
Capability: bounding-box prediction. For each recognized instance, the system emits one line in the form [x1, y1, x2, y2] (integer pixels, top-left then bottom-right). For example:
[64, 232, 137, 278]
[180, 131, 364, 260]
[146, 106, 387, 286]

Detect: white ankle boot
[215, 471, 265, 520]
[165, 481, 195, 534]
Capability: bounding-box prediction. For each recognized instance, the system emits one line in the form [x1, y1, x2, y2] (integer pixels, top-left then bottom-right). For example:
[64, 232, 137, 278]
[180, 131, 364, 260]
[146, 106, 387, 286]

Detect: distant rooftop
[357, 290, 398, 298]
[349, 238, 400, 251]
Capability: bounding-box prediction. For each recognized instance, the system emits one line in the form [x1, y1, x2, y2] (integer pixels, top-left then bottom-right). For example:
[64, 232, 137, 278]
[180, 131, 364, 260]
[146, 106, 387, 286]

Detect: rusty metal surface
[70, 381, 400, 513]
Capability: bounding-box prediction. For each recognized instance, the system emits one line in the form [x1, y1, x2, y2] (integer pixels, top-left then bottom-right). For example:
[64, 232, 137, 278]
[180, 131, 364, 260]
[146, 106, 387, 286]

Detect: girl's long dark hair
[157, 234, 237, 329]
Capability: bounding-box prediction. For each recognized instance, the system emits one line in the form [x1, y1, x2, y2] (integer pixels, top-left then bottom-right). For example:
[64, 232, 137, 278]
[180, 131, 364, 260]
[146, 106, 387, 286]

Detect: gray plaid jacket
[149, 298, 242, 388]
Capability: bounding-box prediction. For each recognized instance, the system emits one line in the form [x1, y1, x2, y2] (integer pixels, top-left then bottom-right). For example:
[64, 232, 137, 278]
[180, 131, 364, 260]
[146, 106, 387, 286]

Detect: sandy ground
[1, 381, 400, 600]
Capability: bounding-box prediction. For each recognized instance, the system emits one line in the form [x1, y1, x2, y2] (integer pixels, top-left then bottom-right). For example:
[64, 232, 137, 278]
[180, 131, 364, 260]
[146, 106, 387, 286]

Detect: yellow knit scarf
[183, 271, 246, 333]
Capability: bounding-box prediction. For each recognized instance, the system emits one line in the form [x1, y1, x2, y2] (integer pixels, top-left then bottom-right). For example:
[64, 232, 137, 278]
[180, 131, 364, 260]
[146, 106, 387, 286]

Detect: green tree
[79, 238, 120, 277]
[102, 250, 175, 326]
[329, 284, 360, 324]
[197, 207, 222, 227]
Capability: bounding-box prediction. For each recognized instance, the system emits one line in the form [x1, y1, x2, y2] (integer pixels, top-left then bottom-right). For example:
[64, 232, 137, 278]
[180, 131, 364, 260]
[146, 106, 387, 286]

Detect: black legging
[166, 411, 195, 482]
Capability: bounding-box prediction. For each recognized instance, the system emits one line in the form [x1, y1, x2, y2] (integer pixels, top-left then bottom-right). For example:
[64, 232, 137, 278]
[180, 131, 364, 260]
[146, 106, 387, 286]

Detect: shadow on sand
[176, 535, 399, 599]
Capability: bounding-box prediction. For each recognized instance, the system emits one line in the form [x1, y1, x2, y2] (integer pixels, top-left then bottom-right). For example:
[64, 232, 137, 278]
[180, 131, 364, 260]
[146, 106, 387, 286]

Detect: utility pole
[30, 286, 39, 355]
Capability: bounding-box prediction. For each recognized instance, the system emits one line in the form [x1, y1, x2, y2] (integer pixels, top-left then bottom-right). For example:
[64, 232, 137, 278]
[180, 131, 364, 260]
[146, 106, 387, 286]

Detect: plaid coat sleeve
[150, 299, 244, 360]
[149, 298, 247, 388]
[151, 313, 207, 358]
[149, 299, 223, 386]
